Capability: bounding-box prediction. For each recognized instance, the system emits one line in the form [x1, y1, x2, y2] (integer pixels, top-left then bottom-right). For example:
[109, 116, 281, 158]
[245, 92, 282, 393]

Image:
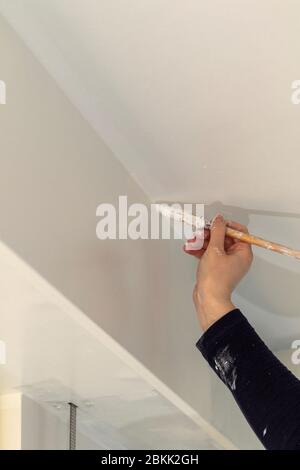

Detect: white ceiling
[1, 0, 300, 211]
[1, 0, 300, 447]
[2, 0, 300, 347]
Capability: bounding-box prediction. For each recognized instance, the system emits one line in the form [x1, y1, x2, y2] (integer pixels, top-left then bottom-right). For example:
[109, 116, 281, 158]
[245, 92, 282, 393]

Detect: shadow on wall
[202, 201, 300, 319]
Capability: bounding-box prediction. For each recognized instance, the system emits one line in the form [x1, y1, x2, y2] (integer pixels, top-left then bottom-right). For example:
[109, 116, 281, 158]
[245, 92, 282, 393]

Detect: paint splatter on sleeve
[196, 309, 300, 450]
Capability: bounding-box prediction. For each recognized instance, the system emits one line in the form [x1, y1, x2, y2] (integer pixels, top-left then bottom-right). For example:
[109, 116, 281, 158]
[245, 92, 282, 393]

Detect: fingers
[224, 236, 235, 250]
[183, 216, 249, 258]
[183, 230, 209, 259]
[225, 219, 253, 259]
[183, 246, 206, 259]
[184, 232, 205, 251]
[226, 219, 249, 234]
[208, 214, 226, 252]
[184, 237, 234, 258]
[184, 238, 208, 257]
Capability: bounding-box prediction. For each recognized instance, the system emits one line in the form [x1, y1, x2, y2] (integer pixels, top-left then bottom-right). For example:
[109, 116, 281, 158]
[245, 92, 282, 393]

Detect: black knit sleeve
[196, 309, 300, 450]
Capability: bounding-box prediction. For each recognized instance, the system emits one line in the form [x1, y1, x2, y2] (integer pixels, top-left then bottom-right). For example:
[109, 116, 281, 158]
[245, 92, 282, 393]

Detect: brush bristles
[155, 204, 206, 230]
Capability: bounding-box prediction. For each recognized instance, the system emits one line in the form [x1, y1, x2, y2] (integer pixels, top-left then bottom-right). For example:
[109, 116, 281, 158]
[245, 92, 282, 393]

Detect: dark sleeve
[196, 309, 300, 450]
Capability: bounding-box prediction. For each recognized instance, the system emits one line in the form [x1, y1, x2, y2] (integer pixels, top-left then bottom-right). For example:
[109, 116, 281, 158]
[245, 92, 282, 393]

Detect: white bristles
[155, 204, 208, 230]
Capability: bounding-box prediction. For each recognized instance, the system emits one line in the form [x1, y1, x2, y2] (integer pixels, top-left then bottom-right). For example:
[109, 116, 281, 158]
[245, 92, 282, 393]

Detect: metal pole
[68, 402, 77, 450]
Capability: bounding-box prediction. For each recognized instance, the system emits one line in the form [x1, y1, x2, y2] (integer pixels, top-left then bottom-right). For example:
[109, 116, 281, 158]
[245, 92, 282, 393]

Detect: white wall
[0, 393, 103, 450]
[0, 393, 22, 450]
[0, 15, 257, 448]
[0, 13, 156, 371]
[21, 396, 103, 450]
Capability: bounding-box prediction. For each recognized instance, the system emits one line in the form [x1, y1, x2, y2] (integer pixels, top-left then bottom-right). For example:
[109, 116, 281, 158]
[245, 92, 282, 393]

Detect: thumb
[209, 214, 226, 251]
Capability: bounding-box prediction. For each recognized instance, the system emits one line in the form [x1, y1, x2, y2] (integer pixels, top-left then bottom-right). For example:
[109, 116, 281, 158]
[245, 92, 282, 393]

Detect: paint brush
[156, 204, 300, 260]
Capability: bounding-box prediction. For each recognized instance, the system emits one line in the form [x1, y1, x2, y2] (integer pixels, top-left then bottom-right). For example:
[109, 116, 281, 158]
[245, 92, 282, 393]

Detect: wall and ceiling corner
[1, 1, 300, 449]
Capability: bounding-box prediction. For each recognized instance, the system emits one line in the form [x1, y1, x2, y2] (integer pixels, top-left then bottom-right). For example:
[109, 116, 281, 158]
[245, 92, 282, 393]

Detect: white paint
[156, 204, 206, 231]
[214, 346, 237, 392]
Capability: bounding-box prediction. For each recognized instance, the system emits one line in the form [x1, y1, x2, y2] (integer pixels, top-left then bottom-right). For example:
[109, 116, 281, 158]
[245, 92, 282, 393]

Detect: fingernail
[184, 235, 204, 251]
[184, 241, 192, 250]
[212, 213, 224, 224]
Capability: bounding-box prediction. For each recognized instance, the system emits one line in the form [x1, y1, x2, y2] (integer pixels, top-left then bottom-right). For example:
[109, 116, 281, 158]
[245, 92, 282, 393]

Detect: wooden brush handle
[225, 227, 300, 260]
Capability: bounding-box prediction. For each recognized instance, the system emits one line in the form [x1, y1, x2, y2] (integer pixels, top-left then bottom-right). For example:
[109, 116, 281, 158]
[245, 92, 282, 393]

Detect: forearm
[197, 309, 300, 450]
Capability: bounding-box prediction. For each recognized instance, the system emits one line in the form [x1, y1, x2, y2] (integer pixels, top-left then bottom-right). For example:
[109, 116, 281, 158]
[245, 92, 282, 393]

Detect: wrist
[197, 296, 236, 331]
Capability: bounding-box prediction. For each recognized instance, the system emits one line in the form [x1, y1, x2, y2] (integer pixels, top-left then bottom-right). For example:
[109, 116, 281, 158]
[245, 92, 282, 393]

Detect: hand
[184, 214, 253, 332]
